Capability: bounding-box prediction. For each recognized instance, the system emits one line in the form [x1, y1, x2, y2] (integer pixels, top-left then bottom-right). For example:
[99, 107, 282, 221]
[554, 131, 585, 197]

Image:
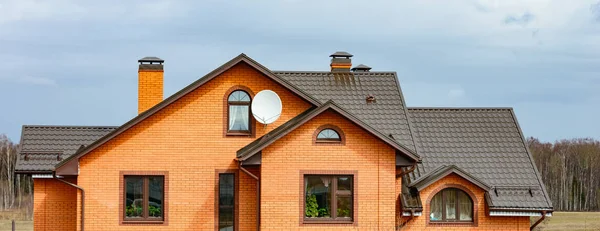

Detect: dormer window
[228, 90, 251, 134]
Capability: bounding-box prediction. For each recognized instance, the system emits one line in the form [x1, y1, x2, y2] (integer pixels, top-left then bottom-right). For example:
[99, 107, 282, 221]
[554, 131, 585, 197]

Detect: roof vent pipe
[352, 64, 372, 72]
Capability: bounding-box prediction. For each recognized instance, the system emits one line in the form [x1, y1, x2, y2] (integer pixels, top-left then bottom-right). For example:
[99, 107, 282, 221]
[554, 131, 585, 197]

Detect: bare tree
[528, 137, 600, 211]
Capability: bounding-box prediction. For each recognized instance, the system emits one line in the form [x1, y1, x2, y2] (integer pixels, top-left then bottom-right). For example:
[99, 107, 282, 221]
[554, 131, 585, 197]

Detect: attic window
[317, 129, 340, 141]
[314, 125, 345, 145]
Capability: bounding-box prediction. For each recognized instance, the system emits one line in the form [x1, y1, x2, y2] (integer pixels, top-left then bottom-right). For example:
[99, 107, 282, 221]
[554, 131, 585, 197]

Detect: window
[430, 188, 473, 222]
[227, 90, 251, 134]
[124, 176, 164, 222]
[218, 173, 235, 231]
[304, 175, 353, 223]
[315, 128, 342, 143]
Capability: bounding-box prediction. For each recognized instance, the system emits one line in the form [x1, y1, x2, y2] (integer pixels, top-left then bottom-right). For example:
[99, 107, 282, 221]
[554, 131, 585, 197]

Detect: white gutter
[489, 211, 552, 217]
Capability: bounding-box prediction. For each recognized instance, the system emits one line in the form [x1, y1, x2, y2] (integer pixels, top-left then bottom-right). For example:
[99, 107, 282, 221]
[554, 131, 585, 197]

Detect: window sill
[429, 221, 475, 227]
[226, 131, 252, 136]
[303, 219, 353, 225]
[121, 220, 164, 225]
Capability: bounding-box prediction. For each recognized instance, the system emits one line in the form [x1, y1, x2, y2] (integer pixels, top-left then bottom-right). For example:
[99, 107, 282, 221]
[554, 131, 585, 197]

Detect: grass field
[0, 220, 32, 231]
[0, 211, 599, 230]
[532, 212, 600, 231]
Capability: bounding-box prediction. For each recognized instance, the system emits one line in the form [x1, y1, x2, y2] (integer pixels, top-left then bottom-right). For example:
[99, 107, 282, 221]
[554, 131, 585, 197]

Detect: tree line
[0, 134, 599, 219]
[528, 137, 600, 211]
[0, 134, 32, 219]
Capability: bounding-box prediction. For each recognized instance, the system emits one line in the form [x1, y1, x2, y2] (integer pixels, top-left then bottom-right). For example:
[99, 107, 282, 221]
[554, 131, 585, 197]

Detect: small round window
[316, 128, 341, 142]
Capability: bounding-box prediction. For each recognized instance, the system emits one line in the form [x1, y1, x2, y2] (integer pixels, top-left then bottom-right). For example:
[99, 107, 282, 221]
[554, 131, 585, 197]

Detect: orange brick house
[15, 52, 552, 230]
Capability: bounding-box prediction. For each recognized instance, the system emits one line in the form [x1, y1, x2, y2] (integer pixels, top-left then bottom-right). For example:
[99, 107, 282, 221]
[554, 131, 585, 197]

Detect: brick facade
[33, 178, 77, 231]
[75, 63, 311, 230]
[32, 61, 533, 230]
[261, 110, 397, 230]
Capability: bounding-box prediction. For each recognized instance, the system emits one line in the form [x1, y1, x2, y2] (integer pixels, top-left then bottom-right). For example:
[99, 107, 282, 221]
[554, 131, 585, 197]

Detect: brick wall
[75, 62, 311, 230]
[400, 173, 531, 231]
[260, 110, 397, 230]
[33, 178, 77, 231]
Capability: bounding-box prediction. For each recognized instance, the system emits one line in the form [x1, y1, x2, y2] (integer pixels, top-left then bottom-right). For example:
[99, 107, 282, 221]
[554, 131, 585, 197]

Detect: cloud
[504, 12, 535, 26]
[592, 2, 600, 21]
[1, 76, 58, 86]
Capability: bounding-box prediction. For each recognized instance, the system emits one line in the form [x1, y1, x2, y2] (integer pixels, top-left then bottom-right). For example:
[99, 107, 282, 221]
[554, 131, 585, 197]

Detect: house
[15, 52, 552, 231]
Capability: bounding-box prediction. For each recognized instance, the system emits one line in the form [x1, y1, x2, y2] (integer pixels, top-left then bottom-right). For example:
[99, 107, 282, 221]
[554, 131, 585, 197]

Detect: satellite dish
[252, 90, 282, 125]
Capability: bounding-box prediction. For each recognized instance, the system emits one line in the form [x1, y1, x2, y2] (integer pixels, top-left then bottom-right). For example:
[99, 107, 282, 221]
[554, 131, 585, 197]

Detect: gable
[237, 101, 419, 162]
[409, 165, 491, 191]
[56, 55, 316, 175]
[261, 109, 397, 164]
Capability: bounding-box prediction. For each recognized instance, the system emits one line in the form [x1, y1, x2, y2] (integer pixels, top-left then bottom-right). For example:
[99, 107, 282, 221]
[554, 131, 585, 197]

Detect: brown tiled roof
[405, 107, 552, 210]
[15, 125, 117, 173]
[275, 71, 417, 152]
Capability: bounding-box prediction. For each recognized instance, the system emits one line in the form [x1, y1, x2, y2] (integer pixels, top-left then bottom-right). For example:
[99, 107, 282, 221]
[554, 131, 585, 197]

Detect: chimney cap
[351, 64, 372, 72]
[329, 51, 353, 58]
[138, 56, 164, 63]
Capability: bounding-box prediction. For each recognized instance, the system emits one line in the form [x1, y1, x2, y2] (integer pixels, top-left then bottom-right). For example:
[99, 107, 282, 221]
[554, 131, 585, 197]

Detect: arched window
[316, 129, 341, 142]
[430, 188, 473, 222]
[227, 90, 251, 133]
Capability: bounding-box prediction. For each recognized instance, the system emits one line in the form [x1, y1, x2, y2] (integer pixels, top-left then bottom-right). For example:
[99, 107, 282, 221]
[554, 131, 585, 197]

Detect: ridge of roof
[237, 100, 420, 162]
[394, 72, 421, 157]
[54, 53, 322, 171]
[23, 125, 118, 129]
[408, 107, 513, 110]
[272, 70, 396, 74]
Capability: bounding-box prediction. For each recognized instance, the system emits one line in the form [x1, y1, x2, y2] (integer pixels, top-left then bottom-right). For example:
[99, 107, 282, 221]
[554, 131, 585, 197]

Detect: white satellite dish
[252, 90, 282, 125]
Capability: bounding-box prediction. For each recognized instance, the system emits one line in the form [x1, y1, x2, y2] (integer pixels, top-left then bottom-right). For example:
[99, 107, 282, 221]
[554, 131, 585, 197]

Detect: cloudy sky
[0, 0, 599, 142]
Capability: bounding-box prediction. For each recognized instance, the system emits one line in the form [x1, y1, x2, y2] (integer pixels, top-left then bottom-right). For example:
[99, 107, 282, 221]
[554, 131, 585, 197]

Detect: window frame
[214, 169, 239, 231]
[119, 171, 168, 226]
[224, 86, 254, 137]
[428, 187, 476, 226]
[300, 171, 357, 226]
[313, 125, 345, 145]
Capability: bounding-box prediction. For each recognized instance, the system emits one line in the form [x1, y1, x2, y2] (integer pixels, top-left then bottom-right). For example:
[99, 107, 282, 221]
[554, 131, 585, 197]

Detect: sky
[0, 0, 599, 142]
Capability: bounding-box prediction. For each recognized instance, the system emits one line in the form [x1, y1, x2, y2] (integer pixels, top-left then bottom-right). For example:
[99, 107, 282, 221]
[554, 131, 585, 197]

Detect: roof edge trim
[237, 100, 420, 162]
[55, 53, 322, 171]
[509, 109, 554, 209]
[409, 165, 491, 192]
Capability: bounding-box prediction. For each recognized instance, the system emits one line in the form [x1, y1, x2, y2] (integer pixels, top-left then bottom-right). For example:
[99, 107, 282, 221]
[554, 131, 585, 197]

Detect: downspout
[238, 161, 260, 231]
[530, 211, 546, 231]
[53, 173, 84, 231]
[396, 162, 418, 230]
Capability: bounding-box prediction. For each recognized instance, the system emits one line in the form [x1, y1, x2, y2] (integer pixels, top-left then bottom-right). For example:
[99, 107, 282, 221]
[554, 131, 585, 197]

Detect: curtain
[458, 191, 473, 221]
[229, 105, 249, 130]
[430, 193, 443, 221]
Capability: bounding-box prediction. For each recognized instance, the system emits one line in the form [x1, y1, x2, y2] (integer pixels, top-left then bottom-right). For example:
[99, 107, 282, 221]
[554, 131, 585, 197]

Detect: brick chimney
[138, 57, 164, 114]
[330, 51, 353, 72]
